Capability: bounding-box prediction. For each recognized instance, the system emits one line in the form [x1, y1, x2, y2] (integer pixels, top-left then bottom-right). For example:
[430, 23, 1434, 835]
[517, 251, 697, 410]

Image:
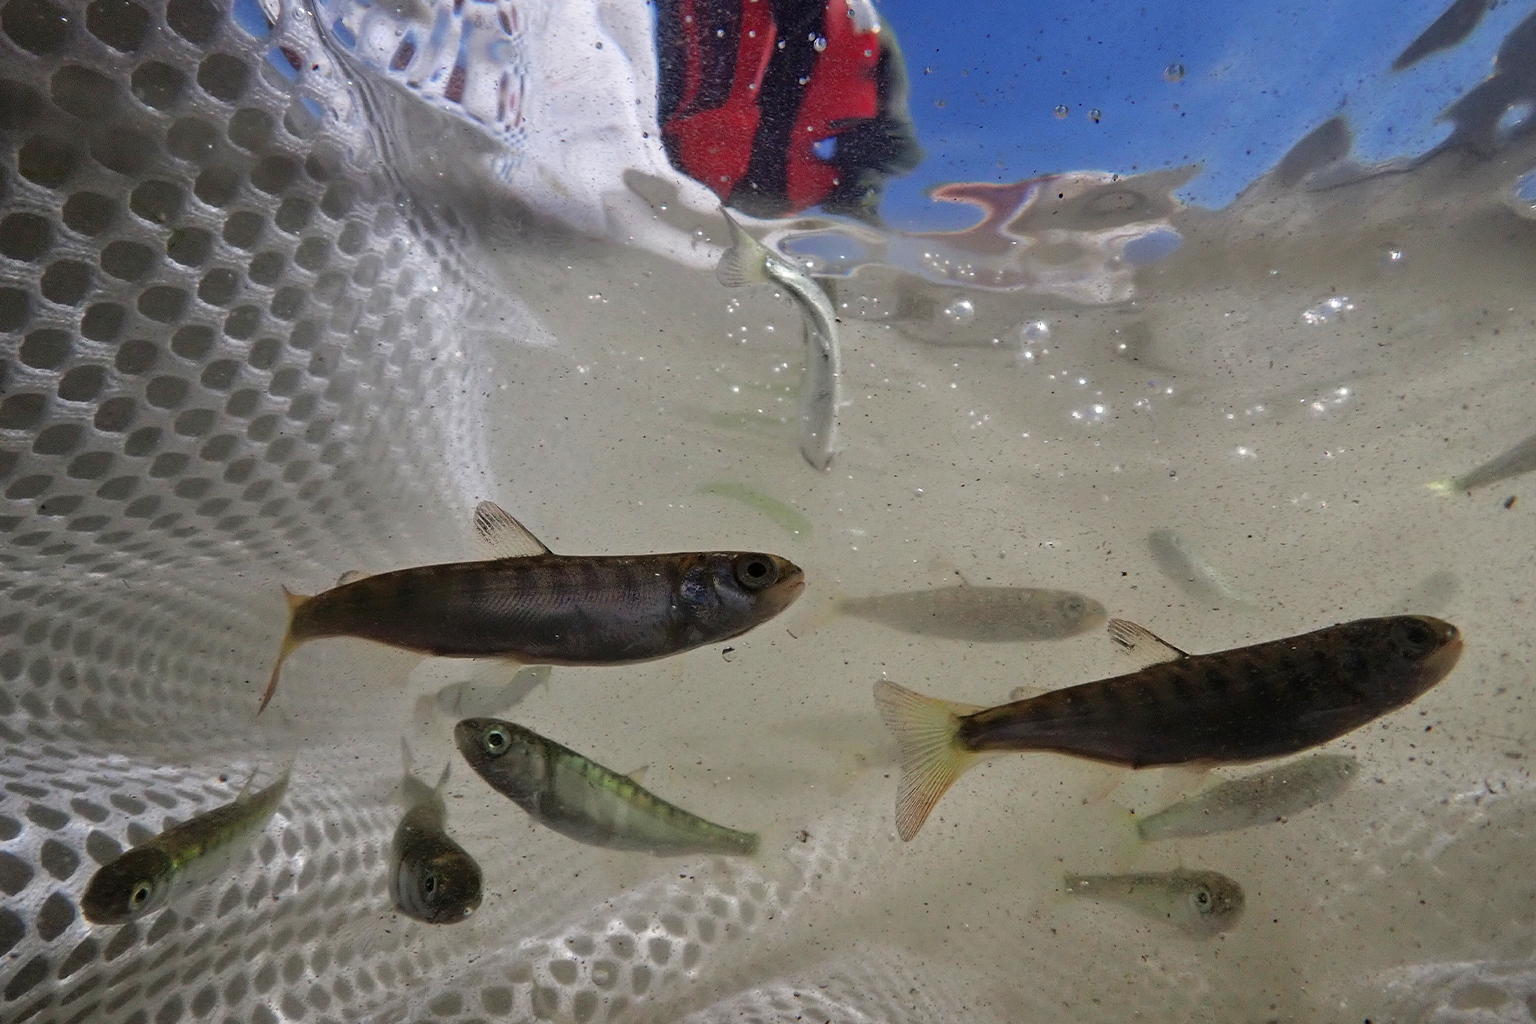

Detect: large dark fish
[455, 718, 760, 857]
[262, 501, 804, 710]
[874, 615, 1463, 840]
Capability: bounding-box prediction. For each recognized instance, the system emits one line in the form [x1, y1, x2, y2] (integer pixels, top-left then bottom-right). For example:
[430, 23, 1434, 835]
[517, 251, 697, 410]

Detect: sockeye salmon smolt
[392, 741, 482, 924]
[261, 501, 804, 711]
[1064, 869, 1245, 938]
[81, 766, 291, 925]
[455, 717, 761, 857]
[875, 615, 1462, 840]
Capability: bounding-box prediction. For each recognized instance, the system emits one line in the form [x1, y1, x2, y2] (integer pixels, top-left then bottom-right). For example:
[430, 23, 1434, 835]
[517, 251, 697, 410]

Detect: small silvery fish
[392, 743, 482, 924]
[874, 615, 1462, 840]
[1064, 868, 1244, 938]
[262, 500, 804, 710]
[1146, 529, 1258, 610]
[716, 210, 842, 471]
[81, 766, 291, 925]
[455, 717, 760, 857]
[839, 585, 1106, 642]
[1429, 427, 1536, 494]
[1135, 753, 1360, 843]
[434, 665, 553, 718]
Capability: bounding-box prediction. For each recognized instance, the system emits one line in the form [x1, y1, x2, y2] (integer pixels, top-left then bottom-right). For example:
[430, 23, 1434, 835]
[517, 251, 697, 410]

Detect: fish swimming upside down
[262, 501, 804, 710]
[875, 615, 1462, 840]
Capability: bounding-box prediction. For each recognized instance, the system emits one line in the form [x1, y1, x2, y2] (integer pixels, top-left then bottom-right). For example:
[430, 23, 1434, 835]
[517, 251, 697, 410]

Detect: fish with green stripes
[1065, 868, 1244, 937]
[392, 742, 482, 924]
[81, 766, 291, 925]
[455, 718, 760, 856]
[261, 501, 804, 711]
[875, 615, 1462, 840]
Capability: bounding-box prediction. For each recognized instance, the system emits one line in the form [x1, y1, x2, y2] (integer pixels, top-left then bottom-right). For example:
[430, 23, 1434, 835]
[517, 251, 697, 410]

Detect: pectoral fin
[1108, 619, 1189, 663]
[473, 501, 551, 558]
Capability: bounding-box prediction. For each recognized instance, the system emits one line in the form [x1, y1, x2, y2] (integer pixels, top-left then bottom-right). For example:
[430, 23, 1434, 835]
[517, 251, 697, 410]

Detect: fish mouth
[1422, 628, 1464, 681]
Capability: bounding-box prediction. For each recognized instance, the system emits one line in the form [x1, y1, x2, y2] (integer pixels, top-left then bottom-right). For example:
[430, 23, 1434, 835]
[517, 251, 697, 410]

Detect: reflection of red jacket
[656, 0, 921, 219]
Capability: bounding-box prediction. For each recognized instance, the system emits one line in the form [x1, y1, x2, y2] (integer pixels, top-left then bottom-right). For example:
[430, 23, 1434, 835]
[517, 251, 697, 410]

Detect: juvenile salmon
[392, 742, 482, 924]
[875, 615, 1462, 840]
[1065, 868, 1244, 937]
[82, 766, 291, 925]
[455, 717, 760, 857]
[1136, 753, 1360, 842]
[262, 501, 804, 710]
[840, 585, 1106, 642]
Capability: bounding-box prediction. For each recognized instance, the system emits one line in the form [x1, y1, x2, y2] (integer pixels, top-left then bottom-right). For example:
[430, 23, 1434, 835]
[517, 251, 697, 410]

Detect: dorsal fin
[625, 764, 650, 785]
[1108, 619, 1189, 663]
[473, 501, 551, 558]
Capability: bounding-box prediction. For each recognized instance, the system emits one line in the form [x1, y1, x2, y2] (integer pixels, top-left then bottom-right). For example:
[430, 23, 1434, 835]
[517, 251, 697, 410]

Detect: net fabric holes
[85, 0, 149, 51]
[0, 213, 52, 261]
[1, 0, 70, 55]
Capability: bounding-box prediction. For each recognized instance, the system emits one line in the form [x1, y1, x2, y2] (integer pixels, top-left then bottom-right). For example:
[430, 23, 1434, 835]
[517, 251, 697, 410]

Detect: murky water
[3, 0, 1536, 1021]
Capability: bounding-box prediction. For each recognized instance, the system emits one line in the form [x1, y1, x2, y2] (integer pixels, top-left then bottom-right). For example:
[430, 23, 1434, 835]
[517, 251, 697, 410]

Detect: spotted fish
[455, 717, 760, 857]
[1064, 868, 1244, 938]
[262, 501, 804, 710]
[392, 742, 482, 924]
[874, 615, 1462, 840]
[81, 766, 291, 925]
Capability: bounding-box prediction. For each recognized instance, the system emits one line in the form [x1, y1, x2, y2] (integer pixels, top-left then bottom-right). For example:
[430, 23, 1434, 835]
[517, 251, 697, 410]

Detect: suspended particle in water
[1089, 109, 1102, 123]
[941, 298, 976, 325]
[1164, 63, 1186, 82]
[1053, 104, 1070, 120]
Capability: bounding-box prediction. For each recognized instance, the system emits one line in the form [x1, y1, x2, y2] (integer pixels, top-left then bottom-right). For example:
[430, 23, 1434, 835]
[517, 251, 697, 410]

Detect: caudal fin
[258, 587, 308, 714]
[715, 210, 774, 288]
[872, 680, 985, 841]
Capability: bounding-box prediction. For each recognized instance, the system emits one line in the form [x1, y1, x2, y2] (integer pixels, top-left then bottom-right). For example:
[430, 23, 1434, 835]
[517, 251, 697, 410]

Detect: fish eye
[1194, 889, 1211, 907]
[130, 883, 152, 907]
[1391, 618, 1437, 656]
[423, 872, 440, 895]
[733, 555, 778, 591]
[482, 726, 509, 754]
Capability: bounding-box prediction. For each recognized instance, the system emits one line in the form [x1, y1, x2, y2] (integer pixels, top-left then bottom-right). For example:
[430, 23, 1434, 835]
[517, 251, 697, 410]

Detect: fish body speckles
[455, 717, 760, 857]
[875, 615, 1463, 840]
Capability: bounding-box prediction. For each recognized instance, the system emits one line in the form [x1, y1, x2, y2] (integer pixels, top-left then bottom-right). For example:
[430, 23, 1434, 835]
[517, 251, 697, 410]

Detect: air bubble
[1164, 62, 1185, 82]
[941, 297, 975, 324]
[1088, 108, 1102, 123]
[1053, 104, 1069, 119]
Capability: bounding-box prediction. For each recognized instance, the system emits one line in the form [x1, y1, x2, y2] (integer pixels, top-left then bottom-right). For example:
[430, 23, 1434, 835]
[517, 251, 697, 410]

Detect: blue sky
[871, 0, 1534, 230]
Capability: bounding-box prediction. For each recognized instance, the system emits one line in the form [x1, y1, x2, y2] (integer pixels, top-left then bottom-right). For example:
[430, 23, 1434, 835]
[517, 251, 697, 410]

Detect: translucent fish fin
[625, 764, 650, 784]
[234, 767, 261, 801]
[434, 761, 452, 792]
[473, 501, 551, 558]
[786, 588, 847, 638]
[335, 569, 368, 586]
[1008, 685, 1048, 702]
[259, 588, 309, 714]
[715, 209, 773, 288]
[873, 680, 986, 841]
[1425, 478, 1458, 495]
[1108, 619, 1189, 662]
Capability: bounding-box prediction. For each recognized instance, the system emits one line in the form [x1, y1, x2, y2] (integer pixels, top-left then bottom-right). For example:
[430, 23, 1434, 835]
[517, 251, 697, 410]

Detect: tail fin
[258, 587, 308, 714]
[715, 209, 774, 288]
[872, 680, 985, 841]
